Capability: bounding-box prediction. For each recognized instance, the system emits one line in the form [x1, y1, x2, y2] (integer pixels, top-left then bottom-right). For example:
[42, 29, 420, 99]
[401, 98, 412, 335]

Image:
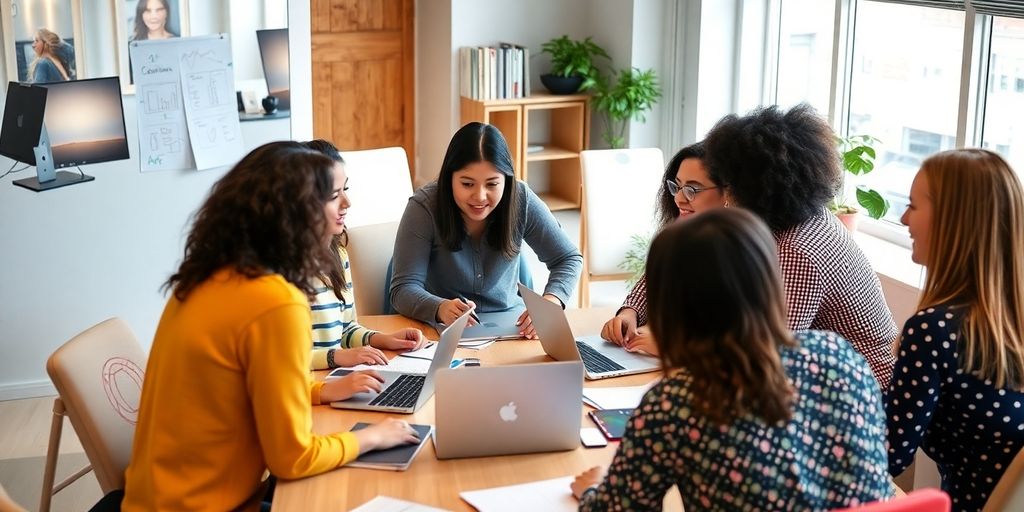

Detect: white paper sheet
[179, 37, 244, 170]
[581, 382, 657, 410]
[337, 342, 439, 375]
[460, 476, 577, 512]
[130, 39, 195, 172]
[350, 495, 450, 512]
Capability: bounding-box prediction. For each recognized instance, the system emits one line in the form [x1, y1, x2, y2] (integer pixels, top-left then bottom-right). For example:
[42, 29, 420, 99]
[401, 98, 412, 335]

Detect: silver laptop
[448, 308, 526, 341]
[328, 310, 471, 414]
[519, 283, 660, 380]
[433, 361, 583, 459]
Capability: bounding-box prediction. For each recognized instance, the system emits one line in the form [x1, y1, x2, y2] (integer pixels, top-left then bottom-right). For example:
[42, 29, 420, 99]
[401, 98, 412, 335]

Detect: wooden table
[272, 307, 681, 511]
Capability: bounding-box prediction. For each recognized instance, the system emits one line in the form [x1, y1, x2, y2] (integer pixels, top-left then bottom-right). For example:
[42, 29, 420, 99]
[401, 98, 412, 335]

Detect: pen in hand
[457, 295, 482, 323]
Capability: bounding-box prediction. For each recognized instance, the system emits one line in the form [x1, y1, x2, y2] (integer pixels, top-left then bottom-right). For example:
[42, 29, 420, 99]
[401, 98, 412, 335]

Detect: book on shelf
[459, 42, 529, 100]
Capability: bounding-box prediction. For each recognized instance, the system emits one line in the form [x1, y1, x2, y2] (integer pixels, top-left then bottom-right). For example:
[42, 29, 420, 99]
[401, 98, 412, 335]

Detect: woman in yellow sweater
[302, 139, 426, 371]
[123, 142, 420, 511]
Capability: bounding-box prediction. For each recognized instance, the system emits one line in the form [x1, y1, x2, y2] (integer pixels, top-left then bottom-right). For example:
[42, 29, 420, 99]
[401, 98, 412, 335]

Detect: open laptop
[458, 308, 525, 341]
[433, 361, 583, 459]
[328, 310, 471, 414]
[520, 283, 660, 380]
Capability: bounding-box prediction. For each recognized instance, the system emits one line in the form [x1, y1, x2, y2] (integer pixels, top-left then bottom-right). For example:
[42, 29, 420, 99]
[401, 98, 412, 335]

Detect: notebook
[437, 308, 525, 341]
[348, 422, 433, 471]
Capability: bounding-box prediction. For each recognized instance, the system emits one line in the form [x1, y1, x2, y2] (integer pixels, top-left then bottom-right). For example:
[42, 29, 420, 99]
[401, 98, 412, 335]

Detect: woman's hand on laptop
[437, 298, 478, 326]
[515, 294, 561, 340]
[601, 309, 639, 346]
[353, 418, 421, 453]
[624, 329, 659, 356]
[370, 328, 427, 351]
[320, 370, 385, 402]
[331, 346, 388, 367]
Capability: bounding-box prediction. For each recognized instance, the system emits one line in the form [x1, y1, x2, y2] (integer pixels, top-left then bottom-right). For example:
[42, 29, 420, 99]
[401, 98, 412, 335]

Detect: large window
[777, 0, 836, 114]
[982, 17, 1024, 173]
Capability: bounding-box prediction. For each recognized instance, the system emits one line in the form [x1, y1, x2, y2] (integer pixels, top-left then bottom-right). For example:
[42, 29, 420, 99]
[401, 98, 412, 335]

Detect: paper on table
[350, 495, 450, 512]
[460, 476, 577, 512]
[581, 382, 658, 410]
[457, 338, 496, 350]
[337, 342, 438, 375]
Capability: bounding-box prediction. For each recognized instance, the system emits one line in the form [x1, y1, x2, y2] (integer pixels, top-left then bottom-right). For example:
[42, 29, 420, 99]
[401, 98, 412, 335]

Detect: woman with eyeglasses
[573, 208, 895, 509]
[600, 142, 725, 355]
[702, 104, 897, 389]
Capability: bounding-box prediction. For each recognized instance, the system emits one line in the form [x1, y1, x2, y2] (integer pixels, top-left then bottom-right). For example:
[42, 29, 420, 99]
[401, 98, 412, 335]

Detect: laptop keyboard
[368, 374, 425, 409]
[575, 341, 626, 374]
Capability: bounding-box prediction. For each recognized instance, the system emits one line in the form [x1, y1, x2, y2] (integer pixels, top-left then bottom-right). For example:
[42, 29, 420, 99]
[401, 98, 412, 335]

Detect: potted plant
[829, 134, 889, 231]
[539, 35, 609, 94]
[592, 68, 661, 149]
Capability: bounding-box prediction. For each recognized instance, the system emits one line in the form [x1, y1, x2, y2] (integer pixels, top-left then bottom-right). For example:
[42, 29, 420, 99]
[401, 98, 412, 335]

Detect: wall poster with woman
[115, 0, 189, 93]
[0, 0, 85, 83]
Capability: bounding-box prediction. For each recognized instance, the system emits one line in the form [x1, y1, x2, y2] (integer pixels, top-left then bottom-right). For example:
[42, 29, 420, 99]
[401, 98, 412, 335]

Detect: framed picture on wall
[0, 0, 86, 84]
[114, 0, 190, 93]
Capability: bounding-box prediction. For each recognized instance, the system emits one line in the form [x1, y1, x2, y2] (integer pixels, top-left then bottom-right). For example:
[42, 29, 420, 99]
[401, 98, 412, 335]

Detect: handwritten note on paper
[179, 41, 244, 170]
[130, 40, 194, 172]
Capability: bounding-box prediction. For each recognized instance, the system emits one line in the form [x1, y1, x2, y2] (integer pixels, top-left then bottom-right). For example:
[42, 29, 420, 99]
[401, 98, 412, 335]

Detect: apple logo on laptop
[499, 401, 518, 422]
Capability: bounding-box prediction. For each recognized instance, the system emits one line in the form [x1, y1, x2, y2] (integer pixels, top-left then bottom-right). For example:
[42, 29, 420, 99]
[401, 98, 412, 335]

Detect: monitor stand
[12, 124, 94, 192]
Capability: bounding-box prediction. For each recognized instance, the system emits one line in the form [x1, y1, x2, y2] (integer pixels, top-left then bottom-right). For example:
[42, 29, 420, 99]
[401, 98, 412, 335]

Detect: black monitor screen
[256, 28, 290, 111]
[0, 82, 47, 165]
[39, 77, 129, 168]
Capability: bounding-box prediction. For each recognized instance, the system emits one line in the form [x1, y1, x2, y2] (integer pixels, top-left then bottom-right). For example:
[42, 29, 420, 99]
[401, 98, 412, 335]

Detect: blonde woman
[28, 28, 71, 83]
[888, 149, 1024, 512]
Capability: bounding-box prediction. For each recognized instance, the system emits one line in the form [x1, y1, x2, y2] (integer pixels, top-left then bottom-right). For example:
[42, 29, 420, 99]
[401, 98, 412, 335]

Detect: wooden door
[311, 0, 415, 177]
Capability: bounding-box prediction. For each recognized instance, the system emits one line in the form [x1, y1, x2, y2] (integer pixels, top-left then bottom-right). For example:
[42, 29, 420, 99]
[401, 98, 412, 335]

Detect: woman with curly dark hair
[599, 141, 726, 354]
[123, 142, 420, 511]
[702, 104, 898, 389]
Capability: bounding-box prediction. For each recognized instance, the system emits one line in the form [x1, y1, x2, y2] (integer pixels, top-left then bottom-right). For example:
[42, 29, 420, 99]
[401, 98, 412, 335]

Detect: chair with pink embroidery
[40, 318, 146, 512]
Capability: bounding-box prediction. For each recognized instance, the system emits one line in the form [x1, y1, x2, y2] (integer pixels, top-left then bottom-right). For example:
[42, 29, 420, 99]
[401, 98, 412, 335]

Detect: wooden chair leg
[39, 398, 65, 512]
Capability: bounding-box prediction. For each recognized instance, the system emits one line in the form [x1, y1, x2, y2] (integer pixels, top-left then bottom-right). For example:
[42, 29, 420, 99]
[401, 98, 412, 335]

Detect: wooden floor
[0, 396, 102, 512]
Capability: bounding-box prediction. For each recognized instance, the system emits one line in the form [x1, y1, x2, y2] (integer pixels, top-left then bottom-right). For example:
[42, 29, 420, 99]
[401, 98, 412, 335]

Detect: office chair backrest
[346, 221, 401, 316]
[46, 317, 146, 492]
[341, 146, 414, 228]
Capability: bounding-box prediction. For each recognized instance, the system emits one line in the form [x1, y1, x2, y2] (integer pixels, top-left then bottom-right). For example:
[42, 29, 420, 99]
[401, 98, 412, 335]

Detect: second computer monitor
[256, 28, 290, 111]
[0, 82, 48, 165]
[39, 77, 129, 168]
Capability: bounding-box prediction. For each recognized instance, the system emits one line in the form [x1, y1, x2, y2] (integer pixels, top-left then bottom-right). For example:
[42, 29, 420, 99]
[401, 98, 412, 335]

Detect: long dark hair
[647, 208, 796, 425]
[703, 104, 841, 232]
[303, 139, 349, 301]
[165, 141, 335, 300]
[132, 0, 174, 41]
[436, 122, 520, 258]
[655, 141, 710, 227]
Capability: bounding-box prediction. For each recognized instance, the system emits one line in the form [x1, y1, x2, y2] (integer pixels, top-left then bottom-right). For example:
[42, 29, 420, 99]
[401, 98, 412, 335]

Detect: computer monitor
[39, 77, 129, 169]
[0, 82, 48, 165]
[256, 28, 290, 111]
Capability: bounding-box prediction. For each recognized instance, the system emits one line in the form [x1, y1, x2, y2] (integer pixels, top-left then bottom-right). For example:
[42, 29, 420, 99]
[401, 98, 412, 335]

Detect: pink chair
[835, 489, 951, 511]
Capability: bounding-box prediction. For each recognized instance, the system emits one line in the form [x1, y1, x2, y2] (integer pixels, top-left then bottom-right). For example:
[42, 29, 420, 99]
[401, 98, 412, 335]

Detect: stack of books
[460, 43, 531, 100]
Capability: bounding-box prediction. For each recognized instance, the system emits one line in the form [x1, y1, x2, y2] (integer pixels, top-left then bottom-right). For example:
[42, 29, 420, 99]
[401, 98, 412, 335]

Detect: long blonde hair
[27, 28, 70, 81]
[918, 148, 1024, 389]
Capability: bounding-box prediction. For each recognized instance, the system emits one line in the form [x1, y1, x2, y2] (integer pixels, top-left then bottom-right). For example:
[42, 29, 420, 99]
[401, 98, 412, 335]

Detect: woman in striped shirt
[304, 140, 427, 372]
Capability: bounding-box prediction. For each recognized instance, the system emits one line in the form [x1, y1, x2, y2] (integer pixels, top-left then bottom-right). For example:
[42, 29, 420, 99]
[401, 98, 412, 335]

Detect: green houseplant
[830, 134, 890, 230]
[592, 68, 661, 149]
[539, 35, 609, 94]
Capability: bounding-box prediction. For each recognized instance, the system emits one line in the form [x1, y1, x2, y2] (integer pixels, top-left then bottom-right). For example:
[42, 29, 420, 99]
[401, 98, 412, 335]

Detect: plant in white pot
[829, 134, 889, 231]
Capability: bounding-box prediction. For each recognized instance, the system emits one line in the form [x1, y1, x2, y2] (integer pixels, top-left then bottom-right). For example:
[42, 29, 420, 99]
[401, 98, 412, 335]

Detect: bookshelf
[460, 93, 590, 211]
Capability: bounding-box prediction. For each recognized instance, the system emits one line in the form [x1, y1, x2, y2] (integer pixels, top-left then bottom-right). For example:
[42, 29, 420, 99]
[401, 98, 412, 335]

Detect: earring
[724, 200, 730, 208]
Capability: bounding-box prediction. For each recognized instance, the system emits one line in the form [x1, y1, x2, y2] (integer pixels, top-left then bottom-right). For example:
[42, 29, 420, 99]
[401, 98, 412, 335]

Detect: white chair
[346, 221, 401, 315]
[579, 148, 665, 307]
[40, 318, 146, 512]
[341, 147, 415, 228]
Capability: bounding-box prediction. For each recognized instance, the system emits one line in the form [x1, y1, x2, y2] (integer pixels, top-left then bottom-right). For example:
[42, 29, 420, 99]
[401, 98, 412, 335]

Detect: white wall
[0, 1, 313, 400]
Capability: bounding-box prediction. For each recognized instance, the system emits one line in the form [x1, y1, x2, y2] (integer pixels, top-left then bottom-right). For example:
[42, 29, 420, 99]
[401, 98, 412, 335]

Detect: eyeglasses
[666, 180, 719, 202]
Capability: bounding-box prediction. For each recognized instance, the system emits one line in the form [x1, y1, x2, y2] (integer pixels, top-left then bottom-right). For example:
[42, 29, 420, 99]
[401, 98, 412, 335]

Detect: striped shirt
[310, 246, 376, 370]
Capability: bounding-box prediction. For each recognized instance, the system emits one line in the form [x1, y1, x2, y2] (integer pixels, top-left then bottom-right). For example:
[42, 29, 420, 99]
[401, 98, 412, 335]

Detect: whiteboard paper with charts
[130, 34, 244, 172]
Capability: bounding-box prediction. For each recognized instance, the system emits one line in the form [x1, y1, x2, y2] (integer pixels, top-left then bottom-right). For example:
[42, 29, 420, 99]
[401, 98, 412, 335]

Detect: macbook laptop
[328, 310, 471, 414]
[433, 361, 583, 459]
[519, 283, 660, 380]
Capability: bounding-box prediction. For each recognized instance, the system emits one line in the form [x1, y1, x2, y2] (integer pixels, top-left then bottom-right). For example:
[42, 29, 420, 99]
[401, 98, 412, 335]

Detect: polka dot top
[579, 330, 894, 511]
[886, 304, 1024, 512]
